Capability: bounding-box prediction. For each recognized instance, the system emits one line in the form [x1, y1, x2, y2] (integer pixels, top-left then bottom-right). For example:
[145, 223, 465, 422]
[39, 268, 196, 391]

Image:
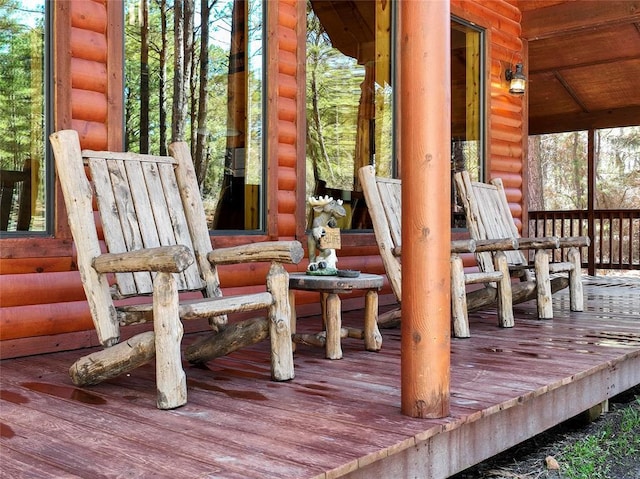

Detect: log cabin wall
[267, 0, 306, 240]
[0, 0, 117, 359]
[0, 0, 311, 359]
[1, 0, 529, 359]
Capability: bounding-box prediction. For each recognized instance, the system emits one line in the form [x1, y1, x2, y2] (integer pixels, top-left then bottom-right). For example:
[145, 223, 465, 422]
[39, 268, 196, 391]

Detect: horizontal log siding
[270, 0, 301, 239]
[0, 0, 111, 356]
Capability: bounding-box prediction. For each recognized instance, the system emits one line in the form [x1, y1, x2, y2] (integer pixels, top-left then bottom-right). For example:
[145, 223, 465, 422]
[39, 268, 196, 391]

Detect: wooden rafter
[522, 0, 640, 40]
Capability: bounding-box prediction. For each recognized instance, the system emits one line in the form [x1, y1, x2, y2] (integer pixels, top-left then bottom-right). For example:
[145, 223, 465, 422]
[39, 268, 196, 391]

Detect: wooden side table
[288, 272, 384, 359]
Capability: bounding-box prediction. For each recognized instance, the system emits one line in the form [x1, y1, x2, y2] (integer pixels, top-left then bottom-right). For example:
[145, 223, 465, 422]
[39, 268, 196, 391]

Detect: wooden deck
[1, 276, 639, 478]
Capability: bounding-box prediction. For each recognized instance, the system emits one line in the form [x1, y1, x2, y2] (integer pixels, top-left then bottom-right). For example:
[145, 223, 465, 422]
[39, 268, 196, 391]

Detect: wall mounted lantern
[505, 63, 526, 95]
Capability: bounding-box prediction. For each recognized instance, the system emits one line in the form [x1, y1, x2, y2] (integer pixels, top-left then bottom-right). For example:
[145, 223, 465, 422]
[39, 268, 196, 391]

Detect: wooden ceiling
[522, 0, 640, 134]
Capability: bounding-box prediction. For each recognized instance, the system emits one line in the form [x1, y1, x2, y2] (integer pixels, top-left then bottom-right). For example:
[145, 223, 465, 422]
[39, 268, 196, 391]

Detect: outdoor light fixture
[505, 63, 526, 95]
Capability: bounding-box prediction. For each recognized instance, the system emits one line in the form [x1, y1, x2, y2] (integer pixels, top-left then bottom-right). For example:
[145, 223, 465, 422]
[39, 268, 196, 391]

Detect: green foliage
[557, 396, 640, 479]
[305, 0, 394, 215]
[124, 0, 265, 225]
[0, 0, 46, 232]
[536, 131, 588, 210]
[559, 432, 609, 479]
[0, 0, 44, 171]
[306, 31, 364, 191]
[595, 127, 640, 209]
[532, 126, 640, 211]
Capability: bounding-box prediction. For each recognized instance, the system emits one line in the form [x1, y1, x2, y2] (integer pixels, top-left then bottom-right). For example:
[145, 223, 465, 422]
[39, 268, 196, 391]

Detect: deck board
[1, 276, 639, 478]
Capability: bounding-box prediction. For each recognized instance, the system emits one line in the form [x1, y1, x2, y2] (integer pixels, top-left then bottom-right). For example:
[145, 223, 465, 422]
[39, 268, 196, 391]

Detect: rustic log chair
[358, 165, 515, 338]
[454, 170, 589, 319]
[50, 129, 304, 409]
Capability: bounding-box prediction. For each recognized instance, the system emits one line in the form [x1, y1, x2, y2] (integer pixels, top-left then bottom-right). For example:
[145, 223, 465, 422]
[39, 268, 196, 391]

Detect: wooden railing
[528, 209, 640, 275]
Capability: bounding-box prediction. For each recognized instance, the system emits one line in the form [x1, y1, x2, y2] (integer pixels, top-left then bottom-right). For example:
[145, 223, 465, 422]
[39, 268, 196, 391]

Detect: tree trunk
[172, 0, 194, 142]
[528, 135, 543, 210]
[194, 0, 211, 185]
[139, 0, 150, 153]
[310, 59, 334, 183]
[571, 131, 585, 209]
[172, 0, 186, 142]
[159, 0, 168, 155]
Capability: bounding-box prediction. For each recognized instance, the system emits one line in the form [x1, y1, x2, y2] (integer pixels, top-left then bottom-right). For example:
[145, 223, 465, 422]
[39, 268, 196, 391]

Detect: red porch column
[399, 0, 451, 418]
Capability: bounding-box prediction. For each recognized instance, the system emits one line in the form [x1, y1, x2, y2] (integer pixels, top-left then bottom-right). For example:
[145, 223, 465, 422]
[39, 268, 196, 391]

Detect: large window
[125, 0, 264, 231]
[306, 7, 485, 231]
[451, 17, 485, 227]
[0, 0, 48, 235]
[305, 0, 394, 230]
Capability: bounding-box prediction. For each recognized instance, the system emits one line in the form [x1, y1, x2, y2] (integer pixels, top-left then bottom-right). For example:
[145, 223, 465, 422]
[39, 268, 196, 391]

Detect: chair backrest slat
[455, 171, 528, 268]
[86, 151, 205, 297]
[154, 162, 203, 290]
[89, 157, 151, 295]
[377, 177, 402, 251]
[358, 165, 402, 303]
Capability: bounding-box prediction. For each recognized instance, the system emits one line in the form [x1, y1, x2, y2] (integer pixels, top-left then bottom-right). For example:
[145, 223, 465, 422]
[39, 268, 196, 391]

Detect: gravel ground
[451, 386, 640, 479]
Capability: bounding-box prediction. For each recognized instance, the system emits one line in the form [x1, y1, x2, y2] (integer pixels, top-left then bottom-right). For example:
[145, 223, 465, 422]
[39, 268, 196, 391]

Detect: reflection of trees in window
[125, 0, 263, 231]
[451, 18, 483, 228]
[306, 0, 393, 230]
[0, 0, 46, 233]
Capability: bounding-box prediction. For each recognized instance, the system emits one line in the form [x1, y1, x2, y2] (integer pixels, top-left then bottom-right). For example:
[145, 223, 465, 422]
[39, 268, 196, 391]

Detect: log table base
[289, 273, 384, 359]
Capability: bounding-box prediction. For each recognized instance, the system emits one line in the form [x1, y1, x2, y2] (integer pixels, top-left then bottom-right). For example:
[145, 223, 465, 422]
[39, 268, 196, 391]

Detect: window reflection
[0, 0, 47, 233]
[306, 0, 393, 230]
[125, 0, 264, 231]
[451, 18, 484, 228]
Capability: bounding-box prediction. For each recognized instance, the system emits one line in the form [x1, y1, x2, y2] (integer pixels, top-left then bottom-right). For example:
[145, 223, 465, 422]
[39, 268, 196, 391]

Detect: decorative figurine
[307, 195, 346, 275]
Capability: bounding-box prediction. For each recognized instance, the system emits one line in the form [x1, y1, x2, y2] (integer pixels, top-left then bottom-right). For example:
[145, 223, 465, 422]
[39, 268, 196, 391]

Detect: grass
[558, 396, 640, 479]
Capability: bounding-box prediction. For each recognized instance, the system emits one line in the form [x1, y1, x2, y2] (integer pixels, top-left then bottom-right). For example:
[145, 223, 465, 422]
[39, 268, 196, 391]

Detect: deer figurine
[307, 195, 346, 274]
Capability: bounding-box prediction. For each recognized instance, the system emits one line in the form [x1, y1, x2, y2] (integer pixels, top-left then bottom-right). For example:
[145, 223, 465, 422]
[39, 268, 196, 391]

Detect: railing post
[587, 129, 596, 275]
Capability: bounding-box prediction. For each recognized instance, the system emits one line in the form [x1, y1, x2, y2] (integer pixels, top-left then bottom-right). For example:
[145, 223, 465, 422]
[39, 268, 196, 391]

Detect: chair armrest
[92, 245, 194, 274]
[473, 238, 519, 252]
[451, 239, 476, 253]
[397, 239, 480, 256]
[517, 237, 560, 250]
[208, 240, 304, 265]
[558, 235, 590, 248]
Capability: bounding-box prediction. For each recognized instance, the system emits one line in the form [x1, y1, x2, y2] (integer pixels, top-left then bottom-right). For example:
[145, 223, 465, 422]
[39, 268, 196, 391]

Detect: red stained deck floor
[1, 276, 639, 478]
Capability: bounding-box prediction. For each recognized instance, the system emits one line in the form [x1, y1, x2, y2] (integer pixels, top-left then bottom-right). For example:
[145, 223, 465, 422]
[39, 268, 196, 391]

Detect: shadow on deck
[1, 276, 639, 478]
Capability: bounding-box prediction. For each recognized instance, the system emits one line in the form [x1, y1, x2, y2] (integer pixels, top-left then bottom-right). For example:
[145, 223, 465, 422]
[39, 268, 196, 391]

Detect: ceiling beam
[553, 71, 589, 113]
[522, 1, 640, 40]
[529, 53, 640, 74]
[529, 105, 640, 135]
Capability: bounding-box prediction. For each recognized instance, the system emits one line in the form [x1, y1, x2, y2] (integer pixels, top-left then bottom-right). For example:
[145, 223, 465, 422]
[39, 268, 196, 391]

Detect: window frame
[0, 0, 53, 238]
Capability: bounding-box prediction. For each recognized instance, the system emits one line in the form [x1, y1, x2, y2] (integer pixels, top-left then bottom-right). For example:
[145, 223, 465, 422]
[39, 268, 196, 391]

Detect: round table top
[289, 272, 384, 293]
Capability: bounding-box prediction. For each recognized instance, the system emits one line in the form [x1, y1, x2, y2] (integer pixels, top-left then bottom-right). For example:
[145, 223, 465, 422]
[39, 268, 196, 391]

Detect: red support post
[399, 0, 451, 418]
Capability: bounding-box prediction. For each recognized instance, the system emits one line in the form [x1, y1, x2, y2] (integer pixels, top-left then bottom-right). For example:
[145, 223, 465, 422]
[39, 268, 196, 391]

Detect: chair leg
[288, 288, 297, 353]
[364, 290, 383, 351]
[534, 250, 553, 319]
[568, 247, 584, 311]
[494, 251, 514, 328]
[324, 293, 342, 359]
[450, 254, 470, 338]
[266, 263, 295, 381]
[153, 272, 187, 410]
